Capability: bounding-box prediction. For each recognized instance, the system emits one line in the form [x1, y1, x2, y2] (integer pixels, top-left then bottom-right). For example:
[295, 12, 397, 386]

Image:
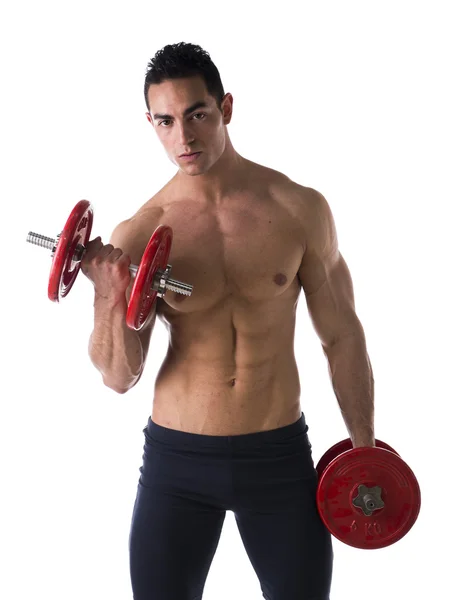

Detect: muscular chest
[152, 197, 305, 313]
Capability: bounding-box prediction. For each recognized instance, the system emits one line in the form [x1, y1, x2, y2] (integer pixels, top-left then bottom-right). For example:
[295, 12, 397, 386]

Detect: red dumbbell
[27, 200, 193, 330]
[316, 439, 421, 549]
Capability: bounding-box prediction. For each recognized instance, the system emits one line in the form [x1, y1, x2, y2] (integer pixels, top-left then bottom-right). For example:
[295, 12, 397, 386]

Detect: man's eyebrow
[152, 101, 208, 121]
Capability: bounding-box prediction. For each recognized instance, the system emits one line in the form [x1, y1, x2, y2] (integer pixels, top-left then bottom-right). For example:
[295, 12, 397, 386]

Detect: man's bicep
[298, 189, 361, 347]
[137, 307, 158, 364]
[109, 215, 160, 364]
[109, 217, 143, 262]
[297, 188, 340, 297]
[109, 205, 163, 265]
[300, 251, 360, 348]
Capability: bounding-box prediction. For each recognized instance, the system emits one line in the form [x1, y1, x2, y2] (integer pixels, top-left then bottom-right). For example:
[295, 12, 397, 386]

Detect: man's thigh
[234, 486, 333, 599]
[232, 432, 333, 600]
[129, 480, 226, 600]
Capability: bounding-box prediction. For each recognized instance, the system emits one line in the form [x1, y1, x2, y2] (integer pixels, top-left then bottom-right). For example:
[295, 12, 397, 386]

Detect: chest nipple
[273, 273, 288, 286]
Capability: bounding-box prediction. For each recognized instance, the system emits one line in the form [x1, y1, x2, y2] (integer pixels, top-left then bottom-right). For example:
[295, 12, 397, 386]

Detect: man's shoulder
[109, 193, 166, 262]
[254, 163, 324, 217]
[253, 165, 335, 255]
[246, 160, 315, 196]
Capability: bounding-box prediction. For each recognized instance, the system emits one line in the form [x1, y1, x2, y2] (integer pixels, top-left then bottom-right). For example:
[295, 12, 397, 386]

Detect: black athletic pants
[129, 413, 333, 599]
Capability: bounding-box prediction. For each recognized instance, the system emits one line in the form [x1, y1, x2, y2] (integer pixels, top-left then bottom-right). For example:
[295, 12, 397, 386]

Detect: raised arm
[84, 212, 160, 393]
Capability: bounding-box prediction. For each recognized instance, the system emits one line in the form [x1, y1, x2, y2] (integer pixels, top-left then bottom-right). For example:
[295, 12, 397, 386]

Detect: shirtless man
[82, 42, 375, 600]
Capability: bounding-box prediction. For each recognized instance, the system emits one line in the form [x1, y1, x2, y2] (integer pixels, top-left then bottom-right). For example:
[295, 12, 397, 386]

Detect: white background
[1, 1, 449, 598]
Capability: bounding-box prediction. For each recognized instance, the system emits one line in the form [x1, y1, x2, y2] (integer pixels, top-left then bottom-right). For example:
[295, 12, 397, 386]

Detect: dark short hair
[144, 42, 225, 112]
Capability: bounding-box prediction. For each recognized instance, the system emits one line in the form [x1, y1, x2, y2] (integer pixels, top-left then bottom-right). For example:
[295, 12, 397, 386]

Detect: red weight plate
[316, 447, 421, 549]
[127, 225, 172, 331]
[316, 439, 399, 480]
[48, 200, 93, 302]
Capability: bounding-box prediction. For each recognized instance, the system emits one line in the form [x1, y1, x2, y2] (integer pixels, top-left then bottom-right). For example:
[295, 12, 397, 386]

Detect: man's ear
[146, 112, 153, 125]
[221, 93, 233, 125]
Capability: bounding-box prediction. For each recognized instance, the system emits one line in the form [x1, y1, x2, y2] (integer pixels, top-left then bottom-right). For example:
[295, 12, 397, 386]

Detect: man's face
[146, 76, 232, 175]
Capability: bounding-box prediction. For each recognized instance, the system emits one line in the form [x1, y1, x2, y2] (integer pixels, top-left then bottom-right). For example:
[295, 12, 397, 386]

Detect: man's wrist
[94, 291, 127, 311]
[352, 436, 376, 448]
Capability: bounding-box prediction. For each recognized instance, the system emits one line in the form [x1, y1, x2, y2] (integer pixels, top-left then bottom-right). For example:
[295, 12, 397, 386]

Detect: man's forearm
[323, 332, 375, 447]
[88, 295, 144, 393]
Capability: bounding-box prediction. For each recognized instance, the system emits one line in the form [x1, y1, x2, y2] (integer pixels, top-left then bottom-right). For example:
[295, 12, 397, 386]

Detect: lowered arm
[298, 189, 375, 447]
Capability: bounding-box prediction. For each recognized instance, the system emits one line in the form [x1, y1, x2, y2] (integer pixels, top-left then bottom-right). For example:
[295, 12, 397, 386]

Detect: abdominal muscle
[150, 309, 302, 436]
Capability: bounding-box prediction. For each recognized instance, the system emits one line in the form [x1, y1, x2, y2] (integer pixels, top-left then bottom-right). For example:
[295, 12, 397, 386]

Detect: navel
[273, 273, 287, 286]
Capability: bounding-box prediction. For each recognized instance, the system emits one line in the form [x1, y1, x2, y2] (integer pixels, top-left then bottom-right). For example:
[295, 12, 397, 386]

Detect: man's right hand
[81, 236, 132, 302]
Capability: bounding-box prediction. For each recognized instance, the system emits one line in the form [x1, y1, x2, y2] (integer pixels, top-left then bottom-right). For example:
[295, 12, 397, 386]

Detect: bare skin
[86, 76, 375, 443]
[131, 165, 306, 435]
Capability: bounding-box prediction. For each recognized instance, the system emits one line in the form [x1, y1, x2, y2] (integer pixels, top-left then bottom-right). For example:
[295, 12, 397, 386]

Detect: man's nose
[177, 122, 195, 145]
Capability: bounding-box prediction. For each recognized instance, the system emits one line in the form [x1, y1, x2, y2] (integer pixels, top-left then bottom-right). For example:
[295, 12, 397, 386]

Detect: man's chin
[177, 162, 208, 175]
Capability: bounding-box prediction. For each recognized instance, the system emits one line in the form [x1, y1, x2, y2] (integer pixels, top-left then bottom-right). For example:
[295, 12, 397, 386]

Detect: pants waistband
[144, 413, 308, 449]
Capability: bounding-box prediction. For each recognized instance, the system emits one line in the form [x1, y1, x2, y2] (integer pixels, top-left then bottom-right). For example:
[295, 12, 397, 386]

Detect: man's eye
[158, 120, 171, 127]
[192, 113, 205, 120]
